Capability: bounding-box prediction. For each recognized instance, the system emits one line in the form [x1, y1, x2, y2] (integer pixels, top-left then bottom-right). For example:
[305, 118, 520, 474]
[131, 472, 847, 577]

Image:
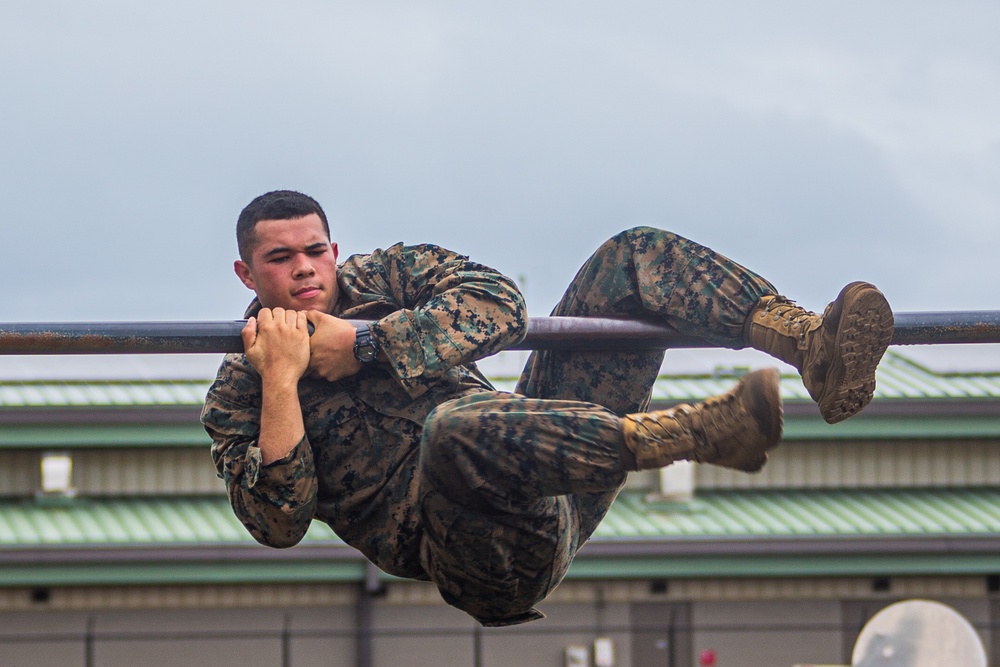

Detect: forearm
[204, 352, 318, 549]
[258, 376, 307, 465]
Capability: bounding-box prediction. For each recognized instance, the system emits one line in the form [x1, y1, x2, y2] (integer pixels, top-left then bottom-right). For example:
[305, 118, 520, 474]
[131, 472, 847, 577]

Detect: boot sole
[725, 368, 783, 472]
[817, 282, 894, 424]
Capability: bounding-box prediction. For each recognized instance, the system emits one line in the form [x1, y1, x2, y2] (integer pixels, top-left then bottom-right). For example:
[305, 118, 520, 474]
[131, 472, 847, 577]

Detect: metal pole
[0, 311, 998, 355]
[281, 613, 291, 667]
[85, 616, 95, 667]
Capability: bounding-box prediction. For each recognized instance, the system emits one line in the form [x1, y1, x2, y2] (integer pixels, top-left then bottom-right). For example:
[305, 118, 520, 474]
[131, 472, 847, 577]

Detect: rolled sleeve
[202, 357, 318, 548]
[350, 244, 527, 398]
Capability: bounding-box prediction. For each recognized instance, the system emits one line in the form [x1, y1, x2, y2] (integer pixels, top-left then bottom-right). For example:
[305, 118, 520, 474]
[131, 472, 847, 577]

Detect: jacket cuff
[244, 435, 312, 490]
[370, 310, 464, 398]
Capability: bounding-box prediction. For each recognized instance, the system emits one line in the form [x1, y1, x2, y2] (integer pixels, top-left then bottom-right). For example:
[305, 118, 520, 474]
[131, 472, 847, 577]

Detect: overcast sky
[2, 1, 999, 324]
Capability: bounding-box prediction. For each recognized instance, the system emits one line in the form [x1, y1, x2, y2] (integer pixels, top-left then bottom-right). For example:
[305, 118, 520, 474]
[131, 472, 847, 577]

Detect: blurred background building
[1, 345, 999, 667]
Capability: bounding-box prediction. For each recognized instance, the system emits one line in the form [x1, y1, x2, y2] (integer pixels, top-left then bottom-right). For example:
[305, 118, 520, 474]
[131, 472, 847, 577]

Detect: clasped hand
[242, 308, 362, 383]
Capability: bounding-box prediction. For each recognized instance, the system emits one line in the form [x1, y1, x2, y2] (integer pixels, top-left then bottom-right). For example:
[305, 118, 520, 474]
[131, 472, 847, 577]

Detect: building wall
[3, 436, 1000, 499]
[2, 399, 998, 665]
[693, 599, 841, 667]
[0, 579, 994, 667]
[696, 438, 1000, 490]
[0, 447, 224, 497]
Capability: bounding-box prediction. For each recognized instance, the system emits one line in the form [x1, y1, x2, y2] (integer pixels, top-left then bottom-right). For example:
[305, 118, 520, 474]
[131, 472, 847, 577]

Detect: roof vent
[39, 452, 76, 498]
[658, 460, 694, 503]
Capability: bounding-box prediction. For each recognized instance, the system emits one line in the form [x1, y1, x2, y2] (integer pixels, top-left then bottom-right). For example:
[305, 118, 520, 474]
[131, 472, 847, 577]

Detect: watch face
[354, 326, 379, 363]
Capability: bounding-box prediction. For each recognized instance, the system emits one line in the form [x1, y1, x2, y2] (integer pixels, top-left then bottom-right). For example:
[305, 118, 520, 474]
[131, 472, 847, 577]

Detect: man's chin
[290, 295, 335, 313]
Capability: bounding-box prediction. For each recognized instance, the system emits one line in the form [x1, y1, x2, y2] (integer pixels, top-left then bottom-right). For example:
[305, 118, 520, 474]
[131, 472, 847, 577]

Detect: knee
[421, 395, 488, 471]
[600, 226, 683, 254]
[424, 397, 475, 443]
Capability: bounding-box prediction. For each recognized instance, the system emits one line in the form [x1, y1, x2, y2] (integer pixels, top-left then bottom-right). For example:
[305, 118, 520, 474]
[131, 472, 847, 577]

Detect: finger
[257, 308, 273, 324]
[295, 310, 309, 330]
[241, 317, 257, 347]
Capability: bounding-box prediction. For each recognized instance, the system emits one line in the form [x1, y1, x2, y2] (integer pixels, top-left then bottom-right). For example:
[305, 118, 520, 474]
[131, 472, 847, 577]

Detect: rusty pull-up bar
[0, 311, 997, 355]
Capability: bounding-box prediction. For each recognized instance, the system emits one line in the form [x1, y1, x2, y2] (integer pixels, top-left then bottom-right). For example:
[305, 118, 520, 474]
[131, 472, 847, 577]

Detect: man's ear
[331, 242, 339, 263]
[234, 260, 256, 291]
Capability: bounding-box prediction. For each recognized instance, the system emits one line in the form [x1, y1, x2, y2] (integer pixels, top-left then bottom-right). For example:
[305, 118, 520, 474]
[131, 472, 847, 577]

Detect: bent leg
[515, 227, 779, 543]
[518, 226, 778, 411]
[417, 392, 627, 625]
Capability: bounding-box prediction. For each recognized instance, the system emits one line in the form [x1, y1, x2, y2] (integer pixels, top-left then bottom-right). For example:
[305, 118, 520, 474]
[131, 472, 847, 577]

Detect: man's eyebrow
[261, 242, 328, 259]
[262, 246, 292, 259]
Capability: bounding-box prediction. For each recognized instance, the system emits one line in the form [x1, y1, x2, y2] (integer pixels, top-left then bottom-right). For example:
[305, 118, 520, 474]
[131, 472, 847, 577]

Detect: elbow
[510, 313, 528, 346]
[248, 510, 312, 549]
[506, 283, 529, 342]
[257, 529, 307, 549]
[235, 491, 316, 549]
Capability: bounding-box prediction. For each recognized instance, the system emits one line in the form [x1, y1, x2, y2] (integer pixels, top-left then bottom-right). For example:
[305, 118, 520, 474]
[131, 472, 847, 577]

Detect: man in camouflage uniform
[202, 190, 894, 626]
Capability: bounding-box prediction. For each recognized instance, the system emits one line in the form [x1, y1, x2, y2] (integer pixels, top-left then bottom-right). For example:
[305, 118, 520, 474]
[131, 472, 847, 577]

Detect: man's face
[234, 214, 340, 312]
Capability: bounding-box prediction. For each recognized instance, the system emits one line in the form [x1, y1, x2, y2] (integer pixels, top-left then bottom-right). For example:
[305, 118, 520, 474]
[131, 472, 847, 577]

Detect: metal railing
[1, 311, 999, 354]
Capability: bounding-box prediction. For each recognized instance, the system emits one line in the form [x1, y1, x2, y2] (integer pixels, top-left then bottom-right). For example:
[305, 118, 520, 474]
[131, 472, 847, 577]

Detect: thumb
[241, 316, 257, 350]
[304, 310, 326, 336]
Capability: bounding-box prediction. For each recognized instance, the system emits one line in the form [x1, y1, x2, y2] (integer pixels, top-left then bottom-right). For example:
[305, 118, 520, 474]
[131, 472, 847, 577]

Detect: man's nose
[292, 256, 315, 278]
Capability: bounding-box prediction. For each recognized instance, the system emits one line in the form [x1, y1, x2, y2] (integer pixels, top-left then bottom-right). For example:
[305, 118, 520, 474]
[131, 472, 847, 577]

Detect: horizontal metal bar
[0, 311, 998, 355]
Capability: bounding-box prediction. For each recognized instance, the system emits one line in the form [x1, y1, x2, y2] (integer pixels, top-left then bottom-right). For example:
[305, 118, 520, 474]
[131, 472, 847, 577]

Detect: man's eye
[308, 249, 327, 256]
[270, 256, 289, 263]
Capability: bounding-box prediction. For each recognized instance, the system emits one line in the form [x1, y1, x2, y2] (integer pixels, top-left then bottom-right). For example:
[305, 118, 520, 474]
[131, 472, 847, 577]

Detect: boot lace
[763, 297, 819, 346]
[694, 390, 742, 462]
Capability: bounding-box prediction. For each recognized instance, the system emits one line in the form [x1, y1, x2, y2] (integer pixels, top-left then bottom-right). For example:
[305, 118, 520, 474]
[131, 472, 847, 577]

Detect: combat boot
[621, 368, 783, 473]
[745, 281, 893, 424]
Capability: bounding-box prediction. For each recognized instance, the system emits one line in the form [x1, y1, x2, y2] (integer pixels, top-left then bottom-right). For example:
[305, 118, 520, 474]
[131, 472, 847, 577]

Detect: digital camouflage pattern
[202, 228, 777, 625]
[203, 242, 527, 580]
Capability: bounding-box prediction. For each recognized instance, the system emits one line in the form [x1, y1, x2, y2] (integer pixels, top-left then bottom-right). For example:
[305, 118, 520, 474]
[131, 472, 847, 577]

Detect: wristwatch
[353, 324, 380, 363]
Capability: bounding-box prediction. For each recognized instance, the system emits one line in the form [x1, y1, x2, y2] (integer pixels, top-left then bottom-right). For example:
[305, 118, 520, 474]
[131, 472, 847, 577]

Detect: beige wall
[0, 581, 994, 667]
[4, 437, 999, 499]
[696, 438, 1000, 490]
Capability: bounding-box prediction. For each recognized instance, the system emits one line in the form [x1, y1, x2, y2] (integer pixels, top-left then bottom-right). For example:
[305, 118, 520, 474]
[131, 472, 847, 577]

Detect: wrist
[353, 324, 380, 364]
[261, 371, 302, 393]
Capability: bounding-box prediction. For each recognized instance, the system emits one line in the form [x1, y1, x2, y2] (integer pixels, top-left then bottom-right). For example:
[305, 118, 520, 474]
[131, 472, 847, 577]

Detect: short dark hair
[236, 190, 331, 262]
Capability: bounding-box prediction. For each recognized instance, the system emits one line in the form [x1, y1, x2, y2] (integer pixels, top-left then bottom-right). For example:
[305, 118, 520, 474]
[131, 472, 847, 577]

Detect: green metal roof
[0, 380, 211, 408]
[645, 350, 1000, 403]
[0, 496, 334, 546]
[1, 489, 999, 586]
[4, 489, 999, 549]
[2, 349, 1000, 449]
[593, 488, 1000, 539]
[0, 423, 210, 448]
[3, 350, 1000, 409]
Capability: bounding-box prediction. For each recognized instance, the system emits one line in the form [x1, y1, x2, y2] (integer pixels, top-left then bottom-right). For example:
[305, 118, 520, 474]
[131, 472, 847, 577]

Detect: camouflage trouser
[417, 227, 776, 625]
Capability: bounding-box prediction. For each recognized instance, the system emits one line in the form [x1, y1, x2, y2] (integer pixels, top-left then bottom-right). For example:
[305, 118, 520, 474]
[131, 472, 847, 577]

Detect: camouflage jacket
[201, 243, 527, 579]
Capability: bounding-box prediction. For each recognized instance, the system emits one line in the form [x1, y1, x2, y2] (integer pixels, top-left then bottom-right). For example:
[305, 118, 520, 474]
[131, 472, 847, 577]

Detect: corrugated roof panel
[0, 386, 20, 405]
[876, 367, 936, 399]
[741, 494, 816, 534]
[959, 376, 1000, 396]
[99, 384, 132, 405]
[3, 349, 1000, 408]
[870, 367, 917, 399]
[18, 386, 46, 406]
[710, 494, 787, 535]
[0, 498, 334, 547]
[847, 491, 926, 533]
[604, 488, 1000, 540]
[1, 490, 999, 548]
[961, 492, 1000, 528]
